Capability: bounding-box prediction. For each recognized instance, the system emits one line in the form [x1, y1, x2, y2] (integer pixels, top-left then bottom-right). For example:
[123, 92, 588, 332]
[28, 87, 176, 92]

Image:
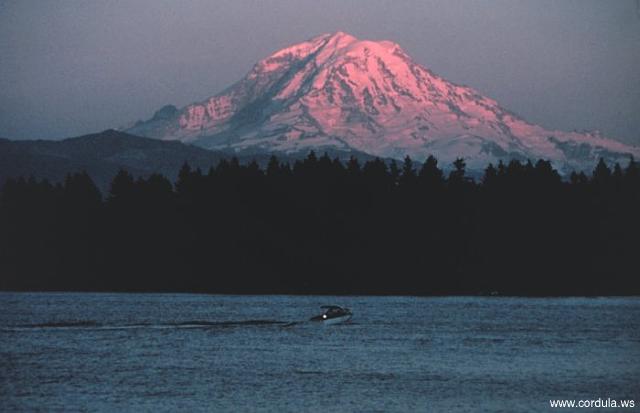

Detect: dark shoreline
[3, 153, 640, 296]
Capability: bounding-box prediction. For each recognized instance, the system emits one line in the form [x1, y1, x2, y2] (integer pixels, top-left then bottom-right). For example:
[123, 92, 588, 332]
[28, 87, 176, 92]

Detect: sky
[1, 0, 639, 145]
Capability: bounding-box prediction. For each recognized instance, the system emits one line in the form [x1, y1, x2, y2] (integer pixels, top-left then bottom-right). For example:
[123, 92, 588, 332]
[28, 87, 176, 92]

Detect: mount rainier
[126, 31, 639, 172]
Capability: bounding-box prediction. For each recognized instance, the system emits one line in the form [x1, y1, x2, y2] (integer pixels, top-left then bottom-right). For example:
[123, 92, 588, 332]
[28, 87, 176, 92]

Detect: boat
[310, 305, 352, 325]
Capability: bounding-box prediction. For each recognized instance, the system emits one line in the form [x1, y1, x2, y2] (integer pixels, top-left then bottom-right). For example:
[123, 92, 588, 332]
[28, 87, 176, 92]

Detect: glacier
[126, 31, 639, 173]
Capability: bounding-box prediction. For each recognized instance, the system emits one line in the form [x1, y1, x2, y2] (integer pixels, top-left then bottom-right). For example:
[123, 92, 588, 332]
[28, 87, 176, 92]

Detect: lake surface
[1, 293, 638, 412]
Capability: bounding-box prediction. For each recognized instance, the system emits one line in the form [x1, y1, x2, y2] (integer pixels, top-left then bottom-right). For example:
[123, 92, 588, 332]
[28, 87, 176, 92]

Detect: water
[1, 293, 638, 412]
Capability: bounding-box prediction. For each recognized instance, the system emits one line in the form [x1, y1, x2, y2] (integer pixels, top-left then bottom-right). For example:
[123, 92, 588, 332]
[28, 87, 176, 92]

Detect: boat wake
[2, 319, 303, 331]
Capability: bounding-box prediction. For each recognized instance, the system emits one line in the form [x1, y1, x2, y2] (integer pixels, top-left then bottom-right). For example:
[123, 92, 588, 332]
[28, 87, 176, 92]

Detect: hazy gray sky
[1, 0, 639, 145]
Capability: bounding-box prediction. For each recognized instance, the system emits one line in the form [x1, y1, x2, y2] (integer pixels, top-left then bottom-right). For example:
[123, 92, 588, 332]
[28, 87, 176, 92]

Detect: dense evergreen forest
[1, 153, 639, 295]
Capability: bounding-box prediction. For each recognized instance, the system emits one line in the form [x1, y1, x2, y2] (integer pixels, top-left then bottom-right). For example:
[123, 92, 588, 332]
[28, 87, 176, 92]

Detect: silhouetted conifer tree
[346, 156, 361, 175]
[175, 162, 193, 195]
[482, 163, 498, 186]
[419, 155, 445, 189]
[496, 160, 507, 179]
[389, 160, 400, 185]
[108, 169, 135, 204]
[612, 163, 624, 182]
[266, 155, 280, 178]
[448, 158, 467, 186]
[139, 173, 174, 203]
[569, 171, 589, 186]
[63, 171, 102, 205]
[592, 158, 611, 185]
[399, 156, 417, 187]
[363, 158, 391, 190]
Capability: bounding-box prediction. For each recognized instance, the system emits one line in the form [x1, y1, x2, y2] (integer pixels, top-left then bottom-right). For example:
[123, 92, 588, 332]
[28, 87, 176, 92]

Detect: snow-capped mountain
[127, 31, 639, 171]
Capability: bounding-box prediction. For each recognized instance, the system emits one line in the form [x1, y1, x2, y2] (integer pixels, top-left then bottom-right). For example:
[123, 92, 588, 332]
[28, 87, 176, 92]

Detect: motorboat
[310, 305, 352, 325]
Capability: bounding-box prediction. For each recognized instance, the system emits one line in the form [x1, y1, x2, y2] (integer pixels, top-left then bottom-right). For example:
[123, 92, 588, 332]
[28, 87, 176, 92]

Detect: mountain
[0, 130, 229, 192]
[127, 31, 639, 172]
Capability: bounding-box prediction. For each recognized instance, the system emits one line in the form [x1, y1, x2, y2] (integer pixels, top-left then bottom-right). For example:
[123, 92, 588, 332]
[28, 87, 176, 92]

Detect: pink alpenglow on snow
[127, 32, 640, 172]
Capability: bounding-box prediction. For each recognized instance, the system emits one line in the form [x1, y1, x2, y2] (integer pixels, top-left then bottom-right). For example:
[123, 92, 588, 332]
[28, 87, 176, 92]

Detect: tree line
[1, 153, 639, 295]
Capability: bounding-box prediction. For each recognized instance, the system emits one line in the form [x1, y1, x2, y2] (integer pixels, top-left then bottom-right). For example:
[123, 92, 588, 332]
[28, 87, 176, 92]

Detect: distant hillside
[0, 130, 229, 192]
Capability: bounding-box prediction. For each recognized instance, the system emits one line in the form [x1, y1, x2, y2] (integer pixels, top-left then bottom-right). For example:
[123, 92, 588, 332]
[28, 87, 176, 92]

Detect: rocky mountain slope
[127, 31, 639, 172]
